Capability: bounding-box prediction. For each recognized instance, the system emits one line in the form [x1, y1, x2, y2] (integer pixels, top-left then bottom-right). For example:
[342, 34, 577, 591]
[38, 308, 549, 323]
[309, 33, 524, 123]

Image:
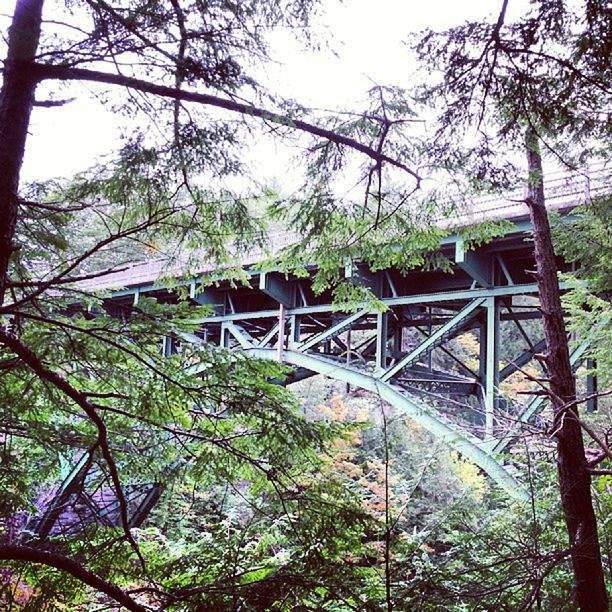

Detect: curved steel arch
[242, 347, 528, 501]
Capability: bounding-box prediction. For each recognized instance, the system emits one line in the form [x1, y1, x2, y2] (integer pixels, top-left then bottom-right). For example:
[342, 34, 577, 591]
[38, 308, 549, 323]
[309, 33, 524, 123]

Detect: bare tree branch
[0, 545, 147, 612]
[30, 62, 422, 184]
[589, 469, 612, 476]
[33, 97, 75, 107]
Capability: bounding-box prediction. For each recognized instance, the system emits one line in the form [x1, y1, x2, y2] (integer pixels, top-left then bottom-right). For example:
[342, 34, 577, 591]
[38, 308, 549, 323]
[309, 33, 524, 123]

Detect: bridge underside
[146, 230, 589, 500]
[182, 285, 588, 501]
[25, 224, 595, 544]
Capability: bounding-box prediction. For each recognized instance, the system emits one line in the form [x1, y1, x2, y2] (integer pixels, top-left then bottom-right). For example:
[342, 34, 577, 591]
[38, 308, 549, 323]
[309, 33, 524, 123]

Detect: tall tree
[0, 0, 44, 306]
[0, 0, 423, 607]
[414, 0, 610, 608]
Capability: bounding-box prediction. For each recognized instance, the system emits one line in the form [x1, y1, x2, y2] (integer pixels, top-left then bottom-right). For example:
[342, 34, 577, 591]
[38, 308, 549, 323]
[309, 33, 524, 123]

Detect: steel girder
[181, 280, 592, 501]
[245, 348, 529, 501]
[23, 448, 161, 544]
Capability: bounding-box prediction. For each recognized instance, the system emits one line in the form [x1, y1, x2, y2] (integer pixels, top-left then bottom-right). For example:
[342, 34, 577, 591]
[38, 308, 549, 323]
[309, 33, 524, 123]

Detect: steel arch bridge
[22, 166, 608, 542]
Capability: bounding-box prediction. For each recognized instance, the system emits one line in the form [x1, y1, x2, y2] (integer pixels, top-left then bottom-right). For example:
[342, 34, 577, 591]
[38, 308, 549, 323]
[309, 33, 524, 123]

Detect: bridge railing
[78, 164, 609, 292]
[443, 162, 609, 228]
[264, 163, 609, 251]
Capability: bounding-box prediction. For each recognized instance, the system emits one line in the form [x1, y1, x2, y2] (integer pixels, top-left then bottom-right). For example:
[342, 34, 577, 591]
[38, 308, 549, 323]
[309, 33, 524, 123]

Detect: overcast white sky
[19, 0, 526, 184]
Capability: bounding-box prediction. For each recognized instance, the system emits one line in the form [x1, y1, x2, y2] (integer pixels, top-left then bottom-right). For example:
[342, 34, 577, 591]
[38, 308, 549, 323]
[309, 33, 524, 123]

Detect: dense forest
[0, 0, 610, 609]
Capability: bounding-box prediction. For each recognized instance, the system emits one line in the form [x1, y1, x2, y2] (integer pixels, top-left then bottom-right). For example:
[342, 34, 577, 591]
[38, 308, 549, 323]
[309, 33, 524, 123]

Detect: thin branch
[589, 469, 612, 476]
[517, 547, 572, 611]
[18, 198, 93, 213]
[0, 545, 147, 612]
[500, 45, 612, 95]
[31, 62, 422, 184]
[553, 389, 612, 462]
[576, 416, 612, 464]
[33, 97, 75, 107]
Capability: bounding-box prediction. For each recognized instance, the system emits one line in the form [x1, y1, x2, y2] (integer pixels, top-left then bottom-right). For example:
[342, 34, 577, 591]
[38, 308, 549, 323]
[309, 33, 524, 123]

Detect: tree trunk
[524, 126, 608, 611]
[0, 0, 45, 306]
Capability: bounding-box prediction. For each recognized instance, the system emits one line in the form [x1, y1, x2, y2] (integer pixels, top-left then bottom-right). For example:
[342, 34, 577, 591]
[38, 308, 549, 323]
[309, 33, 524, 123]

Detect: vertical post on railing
[277, 303, 286, 362]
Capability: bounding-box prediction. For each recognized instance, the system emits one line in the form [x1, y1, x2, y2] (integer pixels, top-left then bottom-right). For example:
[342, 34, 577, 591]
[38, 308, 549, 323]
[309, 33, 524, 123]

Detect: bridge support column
[393, 309, 403, 355]
[277, 304, 286, 362]
[485, 296, 500, 438]
[477, 319, 487, 427]
[376, 312, 388, 370]
[288, 314, 301, 349]
[162, 335, 177, 357]
[220, 324, 231, 349]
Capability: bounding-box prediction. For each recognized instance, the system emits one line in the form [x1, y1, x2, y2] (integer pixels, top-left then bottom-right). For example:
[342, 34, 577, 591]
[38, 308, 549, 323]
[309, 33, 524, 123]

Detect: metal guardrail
[264, 164, 610, 250]
[443, 163, 609, 228]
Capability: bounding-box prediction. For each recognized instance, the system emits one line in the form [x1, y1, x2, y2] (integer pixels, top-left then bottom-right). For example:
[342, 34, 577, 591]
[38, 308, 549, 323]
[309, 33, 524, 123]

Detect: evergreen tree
[0, 0, 421, 607]
[413, 1, 610, 608]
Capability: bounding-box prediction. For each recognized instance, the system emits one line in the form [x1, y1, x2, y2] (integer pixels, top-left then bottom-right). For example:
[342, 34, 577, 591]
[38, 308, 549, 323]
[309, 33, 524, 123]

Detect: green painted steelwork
[241, 348, 528, 501]
[455, 237, 493, 287]
[297, 308, 370, 352]
[190, 282, 556, 325]
[223, 321, 255, 348]
[376, 311, 388, 369]
[485, 296, 500, 438]
[260, 272, 295, 307]
[379, 298, 485, 382]
[500, 339, 547, 381]
[491, 340, 591, 454]
[50, 172, 604, 536]
[90, 193, 599, 503]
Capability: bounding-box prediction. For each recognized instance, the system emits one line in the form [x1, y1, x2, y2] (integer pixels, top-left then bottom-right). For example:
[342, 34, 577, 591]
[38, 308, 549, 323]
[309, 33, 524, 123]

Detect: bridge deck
[79, 164, 607, 294]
